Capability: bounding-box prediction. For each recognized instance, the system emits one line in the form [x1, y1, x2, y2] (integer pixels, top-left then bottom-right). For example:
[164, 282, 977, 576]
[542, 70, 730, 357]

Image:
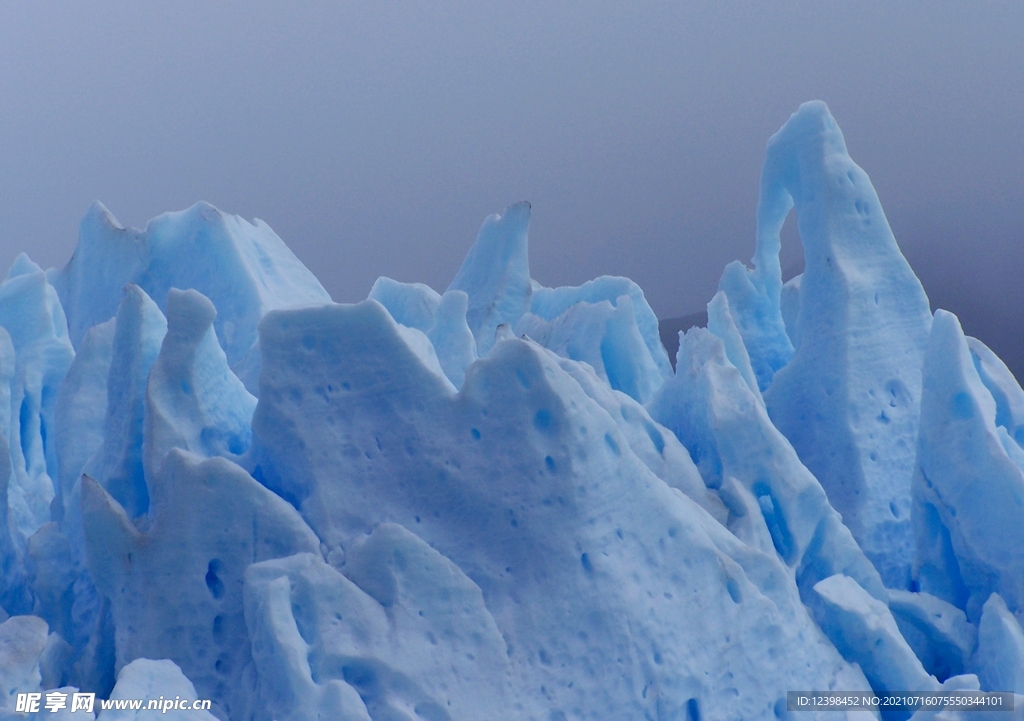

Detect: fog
[2, 2, 1022, 370]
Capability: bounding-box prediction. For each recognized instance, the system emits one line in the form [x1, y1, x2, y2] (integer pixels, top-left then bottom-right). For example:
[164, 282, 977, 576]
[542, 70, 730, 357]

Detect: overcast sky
[1, 2, 1022, 369]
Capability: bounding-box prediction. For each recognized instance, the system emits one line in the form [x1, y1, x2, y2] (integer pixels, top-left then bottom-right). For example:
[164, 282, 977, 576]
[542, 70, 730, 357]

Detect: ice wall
[724, 101, 933, 590]
[913, 311, 1024, 620]
[52, 202, 331, 368]
[247, 299, 870, 718]
[1, 101, 1021, 720]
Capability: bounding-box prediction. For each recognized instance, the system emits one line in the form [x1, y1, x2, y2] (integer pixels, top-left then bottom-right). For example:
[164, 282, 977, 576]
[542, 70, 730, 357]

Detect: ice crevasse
[1, 100, 1023, 721]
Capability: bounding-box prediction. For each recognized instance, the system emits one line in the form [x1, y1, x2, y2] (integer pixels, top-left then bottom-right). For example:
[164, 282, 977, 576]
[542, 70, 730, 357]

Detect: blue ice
[1, 101, 1022, 720]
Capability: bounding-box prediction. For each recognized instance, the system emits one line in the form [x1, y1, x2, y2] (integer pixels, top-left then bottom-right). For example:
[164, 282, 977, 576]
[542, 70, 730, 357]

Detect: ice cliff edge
[1, 101, 1022, 721]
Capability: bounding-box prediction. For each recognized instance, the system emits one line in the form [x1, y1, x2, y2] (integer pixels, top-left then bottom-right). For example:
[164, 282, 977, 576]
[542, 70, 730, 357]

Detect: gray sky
[2, 2, 1023, 371]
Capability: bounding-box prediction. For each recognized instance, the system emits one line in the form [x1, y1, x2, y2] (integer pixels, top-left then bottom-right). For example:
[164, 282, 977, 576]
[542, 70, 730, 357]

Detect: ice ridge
[1, 101, 1022, 720]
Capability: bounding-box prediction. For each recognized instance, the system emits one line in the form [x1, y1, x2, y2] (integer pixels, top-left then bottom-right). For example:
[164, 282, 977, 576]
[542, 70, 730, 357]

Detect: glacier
[2, 100, 1024, 720]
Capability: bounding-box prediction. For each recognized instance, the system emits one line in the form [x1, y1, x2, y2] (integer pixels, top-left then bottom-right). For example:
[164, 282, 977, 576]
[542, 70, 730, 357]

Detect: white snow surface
[0, 101, 1022, 719]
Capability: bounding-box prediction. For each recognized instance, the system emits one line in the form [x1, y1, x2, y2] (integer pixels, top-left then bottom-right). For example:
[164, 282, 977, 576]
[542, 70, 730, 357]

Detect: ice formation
[52, 202, 331, 368]
[2, 101, 1023, 720]
[722, 103, 934, 591]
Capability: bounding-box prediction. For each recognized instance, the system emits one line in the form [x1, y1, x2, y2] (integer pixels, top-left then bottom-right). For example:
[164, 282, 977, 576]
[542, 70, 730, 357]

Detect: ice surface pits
[1, 101, 1022, 720]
